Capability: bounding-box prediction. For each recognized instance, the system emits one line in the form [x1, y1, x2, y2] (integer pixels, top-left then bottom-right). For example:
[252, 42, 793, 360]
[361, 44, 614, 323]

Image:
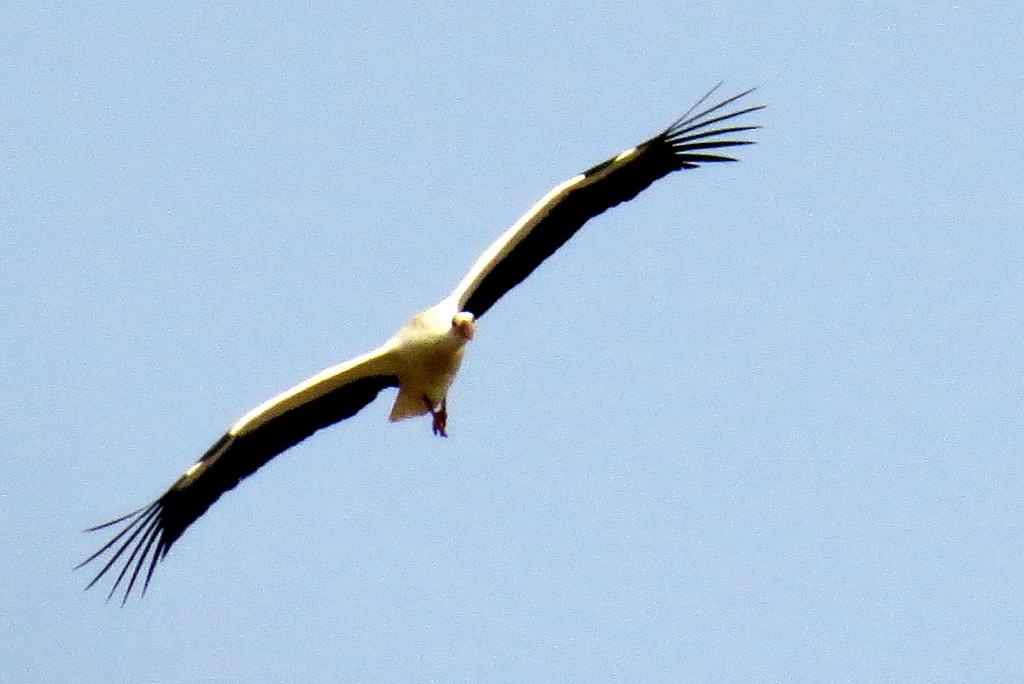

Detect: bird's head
[451, 311, 475, 342]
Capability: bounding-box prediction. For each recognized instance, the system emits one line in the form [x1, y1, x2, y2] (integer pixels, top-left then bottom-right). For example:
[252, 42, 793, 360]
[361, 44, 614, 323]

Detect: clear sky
[4, 2, 1023, 682]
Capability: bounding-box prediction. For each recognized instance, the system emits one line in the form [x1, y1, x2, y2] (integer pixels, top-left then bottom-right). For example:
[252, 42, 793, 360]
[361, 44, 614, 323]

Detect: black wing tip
[657, 85, 764, 168]
[77, 501, 168, 604]
[666, 85, 763, 127]
[80, 505, 146, 533]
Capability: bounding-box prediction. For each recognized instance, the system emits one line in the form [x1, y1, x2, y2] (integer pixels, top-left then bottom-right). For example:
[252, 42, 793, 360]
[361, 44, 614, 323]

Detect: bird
[78, 85, 762, 603]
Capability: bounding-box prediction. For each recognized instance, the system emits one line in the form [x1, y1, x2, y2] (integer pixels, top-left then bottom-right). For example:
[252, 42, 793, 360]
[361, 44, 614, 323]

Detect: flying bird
[79, 85, 762, 602]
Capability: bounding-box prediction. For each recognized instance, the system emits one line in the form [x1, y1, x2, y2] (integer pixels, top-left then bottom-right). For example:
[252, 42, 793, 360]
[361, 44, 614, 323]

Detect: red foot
[424, 396, 448, 438]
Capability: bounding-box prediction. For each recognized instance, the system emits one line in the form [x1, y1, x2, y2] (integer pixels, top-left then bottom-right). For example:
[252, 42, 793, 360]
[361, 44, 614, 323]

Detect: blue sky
[4, 2, 1023, 681]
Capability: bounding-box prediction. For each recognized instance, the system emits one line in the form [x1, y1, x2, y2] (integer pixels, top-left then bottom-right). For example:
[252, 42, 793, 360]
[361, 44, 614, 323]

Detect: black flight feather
[78, 374, 397, 603]
[461, 86, 762, 319]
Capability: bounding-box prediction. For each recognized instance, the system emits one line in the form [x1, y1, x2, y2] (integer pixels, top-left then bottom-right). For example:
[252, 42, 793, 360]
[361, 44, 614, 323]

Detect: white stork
[79, 86, 762, 602]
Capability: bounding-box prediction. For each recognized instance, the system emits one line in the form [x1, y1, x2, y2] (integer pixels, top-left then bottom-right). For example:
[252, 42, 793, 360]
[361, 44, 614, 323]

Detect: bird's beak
[453, 313, 475, 341]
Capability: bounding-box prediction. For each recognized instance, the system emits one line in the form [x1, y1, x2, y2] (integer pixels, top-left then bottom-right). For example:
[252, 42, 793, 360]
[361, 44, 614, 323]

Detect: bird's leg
[424, 396, 448, 438]
[433, 398, 448, 438]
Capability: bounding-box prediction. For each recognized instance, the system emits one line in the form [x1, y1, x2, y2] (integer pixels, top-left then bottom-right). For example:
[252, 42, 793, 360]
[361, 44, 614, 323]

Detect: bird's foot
[424, 396, 448, 438]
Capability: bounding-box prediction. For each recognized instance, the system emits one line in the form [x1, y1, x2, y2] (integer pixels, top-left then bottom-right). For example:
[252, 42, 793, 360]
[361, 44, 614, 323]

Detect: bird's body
[79, 85, 763, 602]
[384, 305, 474, 430]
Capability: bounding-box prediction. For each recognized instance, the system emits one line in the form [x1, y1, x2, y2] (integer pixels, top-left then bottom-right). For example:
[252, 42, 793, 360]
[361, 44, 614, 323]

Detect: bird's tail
[388, 387, 431, 423]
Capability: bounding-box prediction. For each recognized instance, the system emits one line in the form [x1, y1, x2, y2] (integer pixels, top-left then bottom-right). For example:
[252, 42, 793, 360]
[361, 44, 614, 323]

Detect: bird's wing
[77, 342, 401, 603]
[448, 86, 763, 319]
